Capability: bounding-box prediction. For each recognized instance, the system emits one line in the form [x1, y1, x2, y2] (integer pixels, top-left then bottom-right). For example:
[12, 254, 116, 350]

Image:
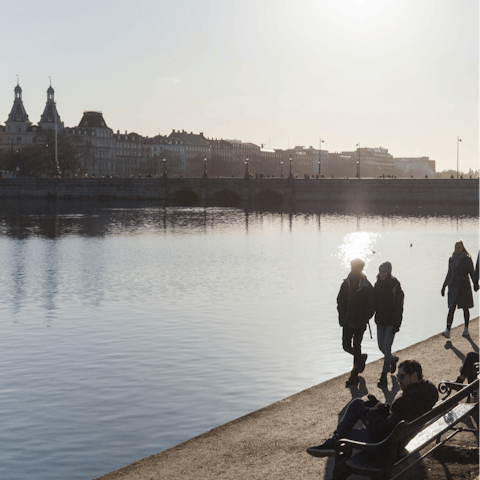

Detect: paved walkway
[96, 318, 479, 480]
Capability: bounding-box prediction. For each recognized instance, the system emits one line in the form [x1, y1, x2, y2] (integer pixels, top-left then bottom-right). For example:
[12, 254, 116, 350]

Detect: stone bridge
[0, 177, 478, 207]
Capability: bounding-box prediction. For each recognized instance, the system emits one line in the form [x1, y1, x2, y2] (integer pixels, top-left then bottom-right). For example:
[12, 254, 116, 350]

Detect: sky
[1, 0, 478, 172]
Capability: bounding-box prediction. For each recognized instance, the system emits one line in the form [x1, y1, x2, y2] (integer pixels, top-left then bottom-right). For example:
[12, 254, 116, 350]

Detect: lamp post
[289, 155, 293, 175]
[203, 156, 208, 179]
[244, 156, 249, 179]
[162, 157, 167, 179]
[319, 138, 324, 176]
[356, 142, 361, 178]
[281, 159, 284, 177]
[457, 137, 462, 179]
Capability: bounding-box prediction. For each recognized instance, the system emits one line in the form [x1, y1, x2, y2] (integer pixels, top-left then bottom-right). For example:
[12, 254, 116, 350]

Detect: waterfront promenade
[96, 318, 479, 480]
[0, 177, 478, 206]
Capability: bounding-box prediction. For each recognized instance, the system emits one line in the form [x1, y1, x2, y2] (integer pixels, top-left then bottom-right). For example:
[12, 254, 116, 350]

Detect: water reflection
[0, 199, 477, 239]
[339, 232, 381, 270]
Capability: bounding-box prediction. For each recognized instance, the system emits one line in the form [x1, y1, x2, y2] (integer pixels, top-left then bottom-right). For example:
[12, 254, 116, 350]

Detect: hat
[379, 261, 392, 274]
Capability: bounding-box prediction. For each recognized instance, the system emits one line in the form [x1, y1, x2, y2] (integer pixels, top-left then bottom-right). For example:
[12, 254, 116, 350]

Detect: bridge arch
[173, 189, 199, 206]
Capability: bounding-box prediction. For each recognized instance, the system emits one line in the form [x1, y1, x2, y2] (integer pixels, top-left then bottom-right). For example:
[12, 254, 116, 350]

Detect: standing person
[374, 262, 404, 387]
[441, 240, 479, 338]
[337, 258, 375, 386]
[475, 250, 480, 284]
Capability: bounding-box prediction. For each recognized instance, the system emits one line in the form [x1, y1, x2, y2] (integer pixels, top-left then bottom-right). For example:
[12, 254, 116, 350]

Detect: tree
[39, 129, 93, 177]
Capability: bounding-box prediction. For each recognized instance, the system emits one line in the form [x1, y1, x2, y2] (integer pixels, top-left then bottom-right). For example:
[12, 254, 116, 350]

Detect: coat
[442, 254, 476, 309]
[374, 276, 404, 333]
[337, 273, 375, 330]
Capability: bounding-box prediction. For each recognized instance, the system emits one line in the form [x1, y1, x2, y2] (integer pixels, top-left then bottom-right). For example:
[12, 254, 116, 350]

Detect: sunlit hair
[350, 258, 365, 270]
[398, 360, 423, 380]
[454, 240, 470, 256]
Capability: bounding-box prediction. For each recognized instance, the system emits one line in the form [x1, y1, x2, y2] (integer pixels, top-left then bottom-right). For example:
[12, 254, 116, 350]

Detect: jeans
[377, 325, 395, 373]
[342, 326, 365, 369]
[334, 398, 372, 443]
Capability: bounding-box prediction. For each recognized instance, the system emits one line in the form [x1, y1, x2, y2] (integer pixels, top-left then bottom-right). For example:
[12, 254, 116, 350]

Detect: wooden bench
[332, 378, 478, 480]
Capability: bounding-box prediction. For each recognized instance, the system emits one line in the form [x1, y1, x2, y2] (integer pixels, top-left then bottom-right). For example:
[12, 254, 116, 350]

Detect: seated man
[307, 360, 438, 457]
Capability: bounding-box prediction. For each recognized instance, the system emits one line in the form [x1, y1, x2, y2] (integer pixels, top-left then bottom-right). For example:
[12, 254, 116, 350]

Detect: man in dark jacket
[337, 258, 375, 385]
[306, 360, 438, 457]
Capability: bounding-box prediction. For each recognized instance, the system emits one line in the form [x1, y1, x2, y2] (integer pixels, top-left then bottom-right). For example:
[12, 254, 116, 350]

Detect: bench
[332, 378, 478, 480]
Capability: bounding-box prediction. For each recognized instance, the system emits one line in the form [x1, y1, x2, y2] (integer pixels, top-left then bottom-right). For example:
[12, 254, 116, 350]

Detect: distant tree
[39, 129, 93, 177]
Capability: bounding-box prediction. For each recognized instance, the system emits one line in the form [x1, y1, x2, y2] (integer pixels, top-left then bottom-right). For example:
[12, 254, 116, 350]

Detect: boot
[345, 368, 359, 386]
[390, 355, 399, 374]
[377, 372, 388, 387]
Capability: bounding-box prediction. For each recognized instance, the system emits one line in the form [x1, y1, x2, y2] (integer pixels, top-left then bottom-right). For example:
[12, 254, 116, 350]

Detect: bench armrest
[335, 421, 408, 457]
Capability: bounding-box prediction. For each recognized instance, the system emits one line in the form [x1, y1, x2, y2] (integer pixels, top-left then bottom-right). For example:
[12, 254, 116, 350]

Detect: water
[0, 200, 478, 479]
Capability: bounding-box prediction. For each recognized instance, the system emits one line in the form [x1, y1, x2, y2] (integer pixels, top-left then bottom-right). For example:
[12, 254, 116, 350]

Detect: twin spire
[6, 79, 63, 129]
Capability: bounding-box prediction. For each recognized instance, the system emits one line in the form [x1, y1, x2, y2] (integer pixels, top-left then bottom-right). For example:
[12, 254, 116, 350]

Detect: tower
[6, 81, 31, 130]
[39, 82, 63, 130]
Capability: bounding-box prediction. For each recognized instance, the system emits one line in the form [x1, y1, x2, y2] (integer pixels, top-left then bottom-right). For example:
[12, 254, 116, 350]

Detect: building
[114, 130, 144, 177]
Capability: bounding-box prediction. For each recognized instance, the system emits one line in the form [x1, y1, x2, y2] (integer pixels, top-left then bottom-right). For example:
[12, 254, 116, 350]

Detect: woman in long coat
[441, 240, 479, 338]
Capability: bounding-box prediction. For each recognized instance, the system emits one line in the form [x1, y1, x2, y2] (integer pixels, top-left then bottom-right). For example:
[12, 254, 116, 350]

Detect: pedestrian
[373, 262, 404, 387]
[337, 258, 375, 386]
[441, 240, 479, 338]
[306, 359, 438, 457]
[474, 251, 479, 284]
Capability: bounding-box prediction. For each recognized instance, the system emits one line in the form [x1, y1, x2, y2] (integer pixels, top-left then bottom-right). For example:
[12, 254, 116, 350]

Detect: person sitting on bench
[306, 360, 438, 457]
[452, 352, 479, 385]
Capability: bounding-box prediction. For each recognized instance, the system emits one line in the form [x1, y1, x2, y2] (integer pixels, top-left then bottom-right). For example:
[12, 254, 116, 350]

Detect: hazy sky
[1, 0, 478, 172]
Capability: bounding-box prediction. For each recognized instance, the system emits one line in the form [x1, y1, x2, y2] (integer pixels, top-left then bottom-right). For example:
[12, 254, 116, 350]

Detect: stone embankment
[0, 177, 478, 206]
[95, 318, 479, 480]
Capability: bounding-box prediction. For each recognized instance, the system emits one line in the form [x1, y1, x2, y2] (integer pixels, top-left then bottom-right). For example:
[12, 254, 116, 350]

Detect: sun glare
[326, 0, 395, 21]
[338, 232, 380, 270]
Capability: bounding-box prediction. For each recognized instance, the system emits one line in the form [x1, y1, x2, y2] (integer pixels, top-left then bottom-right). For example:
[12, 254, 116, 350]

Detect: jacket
[365, 380, 438, 443]
[337, 273, 375, 330]
[442, 254, 477, 309]
[374, 276, 404, 332]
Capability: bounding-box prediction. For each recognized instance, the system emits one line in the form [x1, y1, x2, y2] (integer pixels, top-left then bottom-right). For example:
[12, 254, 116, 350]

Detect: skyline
[1, 0, 478, 172]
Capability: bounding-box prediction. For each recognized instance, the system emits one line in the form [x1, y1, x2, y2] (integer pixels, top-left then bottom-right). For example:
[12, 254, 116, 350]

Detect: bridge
[0, 177, 478, 207]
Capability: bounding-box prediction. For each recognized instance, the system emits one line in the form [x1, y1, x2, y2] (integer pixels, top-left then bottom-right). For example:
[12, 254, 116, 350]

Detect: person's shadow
[444, 341, 466, 362]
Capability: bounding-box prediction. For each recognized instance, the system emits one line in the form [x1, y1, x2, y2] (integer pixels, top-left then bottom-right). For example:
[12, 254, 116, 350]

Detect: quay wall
[0, 177, 478, 206]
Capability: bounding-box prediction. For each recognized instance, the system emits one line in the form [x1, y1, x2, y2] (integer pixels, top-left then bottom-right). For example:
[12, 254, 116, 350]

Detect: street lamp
[162, 157, 167, 179]
[457, 137, 462, 179]
[203, 156, 208, 179]
[281, 159, 284, 177]
[244, 156, 249, 179]
[356, 142, 361, 178]
[289, 155, 293, 175]
[319, 138, 324, 176]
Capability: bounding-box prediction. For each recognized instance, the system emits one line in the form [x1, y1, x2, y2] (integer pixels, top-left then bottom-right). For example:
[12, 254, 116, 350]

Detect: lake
[0, 200, 478, 479]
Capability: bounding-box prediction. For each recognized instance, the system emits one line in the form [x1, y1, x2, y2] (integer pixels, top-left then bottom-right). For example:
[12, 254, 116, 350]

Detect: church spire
[6, 81, 30, 124]
[39, 82, 63, 130]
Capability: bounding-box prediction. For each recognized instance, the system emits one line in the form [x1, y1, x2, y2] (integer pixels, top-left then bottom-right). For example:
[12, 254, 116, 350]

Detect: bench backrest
[401, 378, 478, 441]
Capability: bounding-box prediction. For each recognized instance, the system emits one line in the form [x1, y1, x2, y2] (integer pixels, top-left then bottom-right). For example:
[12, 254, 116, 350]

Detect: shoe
[454, 376, 465, 384]
[441, 328, 450, 339]
[345, 370, 359, 386]
[462, 327, 469, 337]
[306, 436, 338, 457]
[390, 355, 399, 374]
[377, 372, 388, 387]
[358, 354, 368, 373]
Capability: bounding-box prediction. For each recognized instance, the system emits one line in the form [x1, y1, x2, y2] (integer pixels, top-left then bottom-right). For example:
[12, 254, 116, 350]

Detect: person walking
[474, 251, 479, 284]
[373, 262, 404, 387]
[337, 258, 375, 386]
[441, 240, 479, 338]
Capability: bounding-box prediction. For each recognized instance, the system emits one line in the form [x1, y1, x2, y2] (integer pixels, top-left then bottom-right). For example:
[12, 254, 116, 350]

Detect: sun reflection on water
[338, 231, 381, 270]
